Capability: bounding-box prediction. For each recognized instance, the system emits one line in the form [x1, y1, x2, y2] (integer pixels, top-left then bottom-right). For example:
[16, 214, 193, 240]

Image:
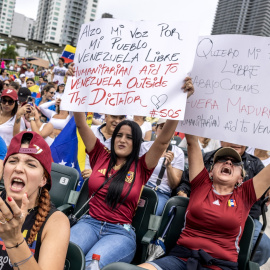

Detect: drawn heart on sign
[151, 94, 168, 110]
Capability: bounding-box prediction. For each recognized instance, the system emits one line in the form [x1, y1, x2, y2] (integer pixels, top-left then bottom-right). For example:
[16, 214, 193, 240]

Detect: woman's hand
[81, 169, 92, 179]
[55, 98, 61, 107]
[0, 194, 29, 245]
[16, 104, 31, 117]
[66, 63, 75, 77]
[182, 77, 194, 99]
[164, 151, 174, 167]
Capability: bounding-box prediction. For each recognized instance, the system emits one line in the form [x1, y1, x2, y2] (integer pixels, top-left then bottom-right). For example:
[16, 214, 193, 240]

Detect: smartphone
[26, 96, 33, 113]
[26, 96, 34, 106]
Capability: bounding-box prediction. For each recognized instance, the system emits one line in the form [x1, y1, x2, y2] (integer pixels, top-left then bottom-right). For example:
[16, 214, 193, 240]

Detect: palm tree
[0, 45, 19, 61]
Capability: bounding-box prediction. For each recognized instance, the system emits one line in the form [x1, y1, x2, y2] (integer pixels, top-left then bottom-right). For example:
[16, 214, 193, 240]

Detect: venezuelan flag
[61, 44, 76, 63]
[29, 85, 41, 98]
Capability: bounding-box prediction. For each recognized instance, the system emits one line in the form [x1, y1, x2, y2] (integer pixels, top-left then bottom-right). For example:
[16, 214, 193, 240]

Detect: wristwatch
[29, 117, 35, 121]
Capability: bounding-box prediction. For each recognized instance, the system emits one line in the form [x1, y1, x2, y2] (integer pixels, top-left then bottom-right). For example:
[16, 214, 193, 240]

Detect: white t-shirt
[179, 137, 221, 153]
[55, 92, 64, 100]
[140, 121, 152, 140]
[0, 116, 25, 146]
[246, 147, 270, 167]
[139, 141, 185, 193]
[25, 71, 35, 79]
[84, 124, 112, 170]
[53, 66, 67, 85]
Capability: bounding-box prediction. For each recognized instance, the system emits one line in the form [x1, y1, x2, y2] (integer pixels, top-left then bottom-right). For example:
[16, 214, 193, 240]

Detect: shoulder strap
[155, 144, 172, 188]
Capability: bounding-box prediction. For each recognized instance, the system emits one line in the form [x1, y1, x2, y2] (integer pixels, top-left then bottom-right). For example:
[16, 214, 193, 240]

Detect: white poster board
[178, 35, 270, 150]
[61, 19, 199, 120]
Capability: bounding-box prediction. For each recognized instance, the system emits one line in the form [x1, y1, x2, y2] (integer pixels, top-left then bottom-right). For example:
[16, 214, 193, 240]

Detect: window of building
[52, 22, 57, 26]
[91, 13, 95, 17]
[53, 17, 58, 21]
[5, 31, 9, 34]
[54, 12, 59, 16]
[92, 9, 96, 12]
[50, 37, 55, 40]
[55, 7, 60, 11]
[56, 2, 60, 6]
[52, 27, 56, 30]
[7, 14, 12, 17]
[51, 31, 56, 35]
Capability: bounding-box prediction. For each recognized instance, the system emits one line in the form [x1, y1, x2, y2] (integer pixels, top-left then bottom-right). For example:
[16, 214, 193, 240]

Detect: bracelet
[11, 253, 33, 269]
[29, 117, 35, 121]
[6, 239, 25, 249]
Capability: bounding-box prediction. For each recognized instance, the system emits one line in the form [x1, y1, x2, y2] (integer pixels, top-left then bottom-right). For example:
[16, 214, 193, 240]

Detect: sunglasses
[4, 83, 9, 86]
[49, 92, 55, 95]
[1, 98, 15, 105]
[216, 157, 243, 167]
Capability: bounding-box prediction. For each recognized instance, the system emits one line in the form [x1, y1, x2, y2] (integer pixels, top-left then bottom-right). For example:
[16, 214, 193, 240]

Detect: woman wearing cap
[13, 103, 54, 146]
[70, 77, 194, 268]
[140, 134, 270, 270]
[0, 131, 69, 269]
[0, 89, 25, 147]
[55, 84, 65, 99]
[139, 118, 184, 215]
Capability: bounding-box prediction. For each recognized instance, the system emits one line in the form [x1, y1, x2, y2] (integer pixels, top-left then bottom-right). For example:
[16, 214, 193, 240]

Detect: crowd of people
[0, 58, 269, 270]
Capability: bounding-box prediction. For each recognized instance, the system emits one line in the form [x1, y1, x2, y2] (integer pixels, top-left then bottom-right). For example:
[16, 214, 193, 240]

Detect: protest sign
[61, 19, 199, 120]
[178, 35, 270, 150]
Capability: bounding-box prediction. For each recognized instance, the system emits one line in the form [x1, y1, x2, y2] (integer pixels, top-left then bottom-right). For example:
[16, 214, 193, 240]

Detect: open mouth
[11, 178, 25, 192]
[221, 167, 231, 175]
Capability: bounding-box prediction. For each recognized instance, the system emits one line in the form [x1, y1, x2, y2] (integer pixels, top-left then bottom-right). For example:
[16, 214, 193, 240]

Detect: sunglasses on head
[1, 98, 15, 105]
[216, 157, 243, 167]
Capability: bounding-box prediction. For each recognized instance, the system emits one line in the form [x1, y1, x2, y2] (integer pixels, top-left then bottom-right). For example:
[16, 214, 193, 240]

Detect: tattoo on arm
[15, 117, 21, 124]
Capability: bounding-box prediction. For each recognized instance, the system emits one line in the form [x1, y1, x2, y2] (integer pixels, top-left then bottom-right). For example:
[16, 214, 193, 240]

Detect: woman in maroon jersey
[69, 77, 194, 268]
[140, 134, 270, 270]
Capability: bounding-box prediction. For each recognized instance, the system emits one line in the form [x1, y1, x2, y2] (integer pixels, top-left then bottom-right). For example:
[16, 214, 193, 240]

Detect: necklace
[113, 161, 126, 171]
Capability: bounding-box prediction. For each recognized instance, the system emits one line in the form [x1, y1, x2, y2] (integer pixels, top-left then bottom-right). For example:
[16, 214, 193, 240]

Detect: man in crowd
[25, 65, 35, 78]
[19, 58, 28, 75]
[51, 57, 67, 85]
[177, 141, 269, 266]
[19, 74, 27, 87]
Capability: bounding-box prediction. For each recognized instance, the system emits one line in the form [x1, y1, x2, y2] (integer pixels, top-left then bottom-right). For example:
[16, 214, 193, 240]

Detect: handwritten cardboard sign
[178, 35, 270, 150]
[61, 19, 199, 120]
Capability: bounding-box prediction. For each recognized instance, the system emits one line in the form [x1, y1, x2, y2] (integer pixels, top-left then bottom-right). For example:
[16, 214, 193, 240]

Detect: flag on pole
[61, 44, 76, 63]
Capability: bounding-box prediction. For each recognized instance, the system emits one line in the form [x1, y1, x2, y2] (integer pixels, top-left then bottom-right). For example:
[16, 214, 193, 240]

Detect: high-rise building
[212, 0, 270, 36]
[33, 0, 99, 45]
[11, 12, 35, 39]
[0, 0, 16, 35]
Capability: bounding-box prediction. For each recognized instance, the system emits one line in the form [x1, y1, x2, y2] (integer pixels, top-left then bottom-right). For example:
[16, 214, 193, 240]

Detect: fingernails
[7, 197, 12, 202]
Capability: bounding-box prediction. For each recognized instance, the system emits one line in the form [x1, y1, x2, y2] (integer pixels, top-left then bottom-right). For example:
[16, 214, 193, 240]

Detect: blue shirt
[35, 98, 56, 111]
[0, 136, 7, 160]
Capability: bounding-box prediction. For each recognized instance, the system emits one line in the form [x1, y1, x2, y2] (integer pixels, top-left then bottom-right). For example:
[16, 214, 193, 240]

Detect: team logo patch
[98, 169, 106, 175]
[228, 199, 237, 207]
[125, 171, 134, 183]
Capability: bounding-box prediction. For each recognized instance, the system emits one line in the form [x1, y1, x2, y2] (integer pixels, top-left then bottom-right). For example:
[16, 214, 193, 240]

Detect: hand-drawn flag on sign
[228, 199, 237, 207]
[61, 44, 76, 63]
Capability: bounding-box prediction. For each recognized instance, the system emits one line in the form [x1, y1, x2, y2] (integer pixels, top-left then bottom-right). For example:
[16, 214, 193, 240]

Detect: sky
[15, 0, 218, 35]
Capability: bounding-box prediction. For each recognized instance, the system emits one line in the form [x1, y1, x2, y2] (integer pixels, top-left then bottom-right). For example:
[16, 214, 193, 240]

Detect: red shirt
[87, 139, 154, 224]
[177, 168, 257, 267]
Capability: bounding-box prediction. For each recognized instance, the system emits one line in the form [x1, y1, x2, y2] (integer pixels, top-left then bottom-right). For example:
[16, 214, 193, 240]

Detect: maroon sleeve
[240, 178, 258, 210]
[190, 167, 211, 191]
[86, 138, 110, 169]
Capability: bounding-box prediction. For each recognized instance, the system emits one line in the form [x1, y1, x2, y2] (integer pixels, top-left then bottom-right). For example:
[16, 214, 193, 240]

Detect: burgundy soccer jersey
[87, 139, 154, 224]
[177, 168, 258, 267]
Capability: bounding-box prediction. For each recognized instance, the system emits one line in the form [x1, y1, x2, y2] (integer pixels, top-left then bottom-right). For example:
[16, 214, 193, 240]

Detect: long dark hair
[104, 120, 142, 209]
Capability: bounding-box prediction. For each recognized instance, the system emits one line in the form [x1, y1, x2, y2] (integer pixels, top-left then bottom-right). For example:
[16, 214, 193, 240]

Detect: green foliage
[0, 45, 19, 61]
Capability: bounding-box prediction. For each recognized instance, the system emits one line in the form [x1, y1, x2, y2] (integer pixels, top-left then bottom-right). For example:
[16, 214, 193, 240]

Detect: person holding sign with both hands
[69, 72, 194, 268]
